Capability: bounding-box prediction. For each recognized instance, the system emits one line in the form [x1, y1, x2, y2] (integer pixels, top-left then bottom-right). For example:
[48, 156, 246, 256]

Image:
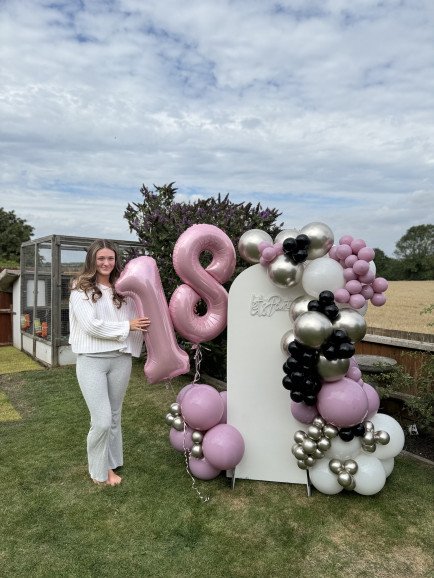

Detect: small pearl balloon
[360, 285, 374, 299]
[349, 294, 366, 309]
[353, 260, 370, 276]
[372, 277, 389, 293]
[350, 239, 366, 252]
[358, 247, 375, 261]
[344, 268, 358, 282]
[336, 244, 353, 260]
[339, 235, 354, 245]
[344, 255, 358, 267]
[346, 280, 362, 294]
[334, 288, 350, 303]
[358, 271, 375, 284]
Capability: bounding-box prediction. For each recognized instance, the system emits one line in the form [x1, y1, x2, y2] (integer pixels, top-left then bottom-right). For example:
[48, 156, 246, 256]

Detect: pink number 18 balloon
[116, 256, 190, 383]
[169, 224, 236, 344]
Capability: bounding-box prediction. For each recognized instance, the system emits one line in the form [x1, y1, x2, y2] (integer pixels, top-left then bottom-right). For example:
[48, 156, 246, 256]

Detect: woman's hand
[129, 317, 151, 332]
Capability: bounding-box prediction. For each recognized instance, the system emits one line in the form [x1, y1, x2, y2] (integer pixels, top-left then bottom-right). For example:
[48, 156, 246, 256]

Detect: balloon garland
[238, 222, 404, 496]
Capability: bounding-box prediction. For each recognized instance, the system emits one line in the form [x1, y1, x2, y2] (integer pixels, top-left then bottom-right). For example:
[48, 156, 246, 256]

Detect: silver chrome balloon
[190, 443, 203, 459]
[333, 308, 367, 343]
[294, 311, 333, 349]
[317, 437, 332, 452]
[165, 413, 175, 426]
[172, 416, 184, 431]
[238, 229, 273, 264]
[289, 294, 315, 322]
[317, 356, 350, 382]
[313, 417, 325, 429]
[170, 402, 181, 416]
[292, 445, 307, 460]
[302, 438, 317, 455]
[280, 330, 295, 356]
[338, 471, 353, 488]
[322, 424, 339, 439]
[307, 425, 322, 441]
[294, 430, 307, 444]
[344, 460, 358, 475]
[267, 254, 303, 288]
[274, 228, 300, 243]
[300, 222, 334, 260]
[329, 459, 342, 474]
[192, 431, 204, 444]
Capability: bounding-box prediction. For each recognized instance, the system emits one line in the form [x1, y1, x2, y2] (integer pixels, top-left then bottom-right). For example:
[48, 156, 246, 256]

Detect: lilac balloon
[360, 284, 374, 299]
[219, 391, 227, 424]
[353, 260, 370, 276]
[350, 239, 366, 253]
[317, 377, 369, 427]
[371, 292, 387, 306]
[372, 277, 389, 293]
[188, 457, 221, 480]
[363, 381, 380, 418]
[334, 288, 350, 303]
[349, 294, 366, 309]
[336, 244, 352, 260]
[344, 254, 358, 268]
[339, 236, 354, 245]
[169, 426, 194, 453]
[349, 356, 359, 369]
[346, 367, 362, 382]
[344, 268, 358, 282]
[346, 280, 362, 294]
[329, 245, 338, 259]
[202, 424, 245, 470]
[358, 247, 375, 261]
[176, 383, 194, 404]
[291, 401, 319, 424]
[181, 384, 224, 430]
[358, 270, 375, 284]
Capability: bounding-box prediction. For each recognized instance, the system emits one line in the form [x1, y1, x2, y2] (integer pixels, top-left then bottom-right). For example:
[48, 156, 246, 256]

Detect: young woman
[69, 239, 150, 485]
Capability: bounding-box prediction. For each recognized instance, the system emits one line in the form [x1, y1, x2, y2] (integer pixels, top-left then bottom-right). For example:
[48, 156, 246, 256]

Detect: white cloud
[1, 0, 433, 256]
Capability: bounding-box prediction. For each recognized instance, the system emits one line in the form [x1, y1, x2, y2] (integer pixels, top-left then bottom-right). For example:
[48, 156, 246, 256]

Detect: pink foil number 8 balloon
[169, 224, 236, 344]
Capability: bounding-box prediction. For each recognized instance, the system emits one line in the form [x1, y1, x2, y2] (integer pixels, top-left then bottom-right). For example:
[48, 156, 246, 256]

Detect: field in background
[364, 281, 434, 334]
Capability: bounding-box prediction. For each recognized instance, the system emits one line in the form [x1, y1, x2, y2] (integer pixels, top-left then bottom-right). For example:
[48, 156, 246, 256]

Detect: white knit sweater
[69, 285, 143, 357]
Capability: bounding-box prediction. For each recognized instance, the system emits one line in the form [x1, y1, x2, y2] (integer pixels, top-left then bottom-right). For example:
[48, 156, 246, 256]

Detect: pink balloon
[358, 270, 375, 284]
[344, 268, 358, 282]
[372, 277, 389, 293]
[169, 224, 236, 343]
[344, 254, 358, 268]
[219, 391, 227, 424]
[346, 367, 362, 381]
[188, 456, 221, 480]
[328, 245, 338, 260]
[336, 244, 353, 260]
[169, 426, 194, 453]
[202, 424, 245, 470]
[291, 401, 318, 424]
[346, 280, 362, 294]
[261, 246, 277, 261]
[349, 294, 366, 309]
[116, 256, 190, 384]
[352, 260, 370, 276]
[181, 384, 224, 431]
[358, 247, 375, 261]
[350, 239, 366, 253]
[360, 284, 374, 299]
[349, 356, 359, 369]
[371, 292, 387, 306]
[339, 236, 354, 245]
[274, 241, 284, 256]
[176, 383, 195, 404]
[317, 377, 369, 427]
[363, 381, 381, 418]
[334, 288, 350, 303]
[258, 241, 272, 252]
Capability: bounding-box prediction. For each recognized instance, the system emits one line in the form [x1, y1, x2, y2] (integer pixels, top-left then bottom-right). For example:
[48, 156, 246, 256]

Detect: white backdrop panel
[227, 264, 308, 485]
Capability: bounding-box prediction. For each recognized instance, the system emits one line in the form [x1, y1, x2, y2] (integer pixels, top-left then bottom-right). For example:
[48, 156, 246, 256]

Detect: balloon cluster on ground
[239, 221, 403, 496]
[329, 235, 388, 309]
[165, 383, 245, 480]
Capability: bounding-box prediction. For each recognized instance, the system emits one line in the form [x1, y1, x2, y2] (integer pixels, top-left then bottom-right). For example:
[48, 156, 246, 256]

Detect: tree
[0, 208, 34, 262]
[394, 225, 434, 280]
[372, 248, 402, 280]
[124, 183, 284, 378]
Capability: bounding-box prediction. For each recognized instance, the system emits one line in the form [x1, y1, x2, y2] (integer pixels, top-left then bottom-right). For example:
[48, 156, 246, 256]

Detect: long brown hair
[71, 239, 125, 308]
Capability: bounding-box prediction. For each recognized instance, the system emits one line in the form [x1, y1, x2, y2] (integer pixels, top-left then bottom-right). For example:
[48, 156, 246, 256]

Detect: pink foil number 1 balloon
[169, 224, 237, 343]
[116, 256, 190, 383]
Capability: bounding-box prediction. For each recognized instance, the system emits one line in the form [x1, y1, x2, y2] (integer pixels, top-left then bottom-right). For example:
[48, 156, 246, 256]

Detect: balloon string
[192, 344, 202, 384]
[182, 421, 210, 503]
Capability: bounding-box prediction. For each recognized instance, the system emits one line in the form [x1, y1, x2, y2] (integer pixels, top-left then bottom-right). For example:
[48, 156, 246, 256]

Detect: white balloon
[369, 260, 376, 276]
[338, 301, 368, 316]
[380, 457, 395, 477]
[325, 436, 362, 461]
[275, 228, 299, 243]
[353, 453, 386, 495]
[309, 459, 343, 495]
[368, 413, 405, 459]
[302, 258, 345, 298]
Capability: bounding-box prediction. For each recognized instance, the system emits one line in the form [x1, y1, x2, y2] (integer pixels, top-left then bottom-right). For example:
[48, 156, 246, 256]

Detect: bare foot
[107, 469, 122, 486]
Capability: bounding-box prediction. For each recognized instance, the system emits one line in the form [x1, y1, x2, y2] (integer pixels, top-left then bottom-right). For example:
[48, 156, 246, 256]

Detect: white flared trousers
[76, 353, 132, 482]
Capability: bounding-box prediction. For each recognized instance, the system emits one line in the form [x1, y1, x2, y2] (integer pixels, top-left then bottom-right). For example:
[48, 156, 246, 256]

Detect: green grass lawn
[0, 360, 433, 578]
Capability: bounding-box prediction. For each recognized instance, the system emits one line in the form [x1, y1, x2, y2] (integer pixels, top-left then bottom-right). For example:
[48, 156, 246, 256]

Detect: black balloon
[282, 376, 293, 390]
[319, 290, 334, 304]
[338, 428, 355, 442]
[282, 237, 297, 253]
[307, 300, 321, 312]
[352, 423, 366, 437]
[338, 342, 355, 358]
[290, 390, 304, 403]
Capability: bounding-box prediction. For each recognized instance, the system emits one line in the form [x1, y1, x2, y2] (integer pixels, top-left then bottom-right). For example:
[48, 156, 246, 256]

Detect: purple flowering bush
[124, 182, 283, 379]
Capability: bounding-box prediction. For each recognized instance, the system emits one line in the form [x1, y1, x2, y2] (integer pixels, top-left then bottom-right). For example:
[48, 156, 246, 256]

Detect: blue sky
[1, 0, 433, 255]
